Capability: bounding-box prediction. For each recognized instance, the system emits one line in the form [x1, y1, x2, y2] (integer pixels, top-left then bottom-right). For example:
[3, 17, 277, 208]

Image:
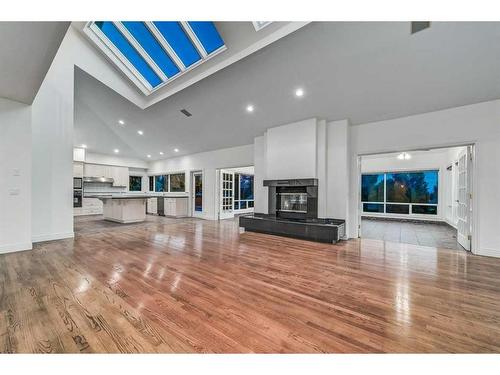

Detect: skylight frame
[84, 21, 227, 96]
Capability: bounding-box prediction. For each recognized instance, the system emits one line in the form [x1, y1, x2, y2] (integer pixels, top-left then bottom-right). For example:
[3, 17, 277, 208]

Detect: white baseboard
[0, 242, 33, 254]
[475, 247, 500, 258]
[32, 232, 74, 243]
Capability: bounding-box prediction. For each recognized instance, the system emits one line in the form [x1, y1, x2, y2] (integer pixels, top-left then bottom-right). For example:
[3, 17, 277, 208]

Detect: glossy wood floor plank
[1, 215, 500, 353]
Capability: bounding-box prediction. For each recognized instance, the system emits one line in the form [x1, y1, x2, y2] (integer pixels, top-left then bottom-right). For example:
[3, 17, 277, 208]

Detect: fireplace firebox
[264, 178, 318, 220]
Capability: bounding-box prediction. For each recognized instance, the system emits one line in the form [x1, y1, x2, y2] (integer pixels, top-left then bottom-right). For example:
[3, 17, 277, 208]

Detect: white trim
[145, 22, 187, 72]
[114, 22, 168, 82]
[0, 242, 33, 254]
[180, 22, 208, 58]
[32, 232, 74, 243]
[476, 247, 500, 258]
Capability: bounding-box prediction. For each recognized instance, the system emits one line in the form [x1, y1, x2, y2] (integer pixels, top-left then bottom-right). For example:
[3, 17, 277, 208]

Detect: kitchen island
[85, 194, 149, 223]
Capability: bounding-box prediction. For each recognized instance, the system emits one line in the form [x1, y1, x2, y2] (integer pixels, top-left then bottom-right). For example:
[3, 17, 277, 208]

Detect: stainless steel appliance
[73, 177, 83, 189]
[73, 189, 82, 208]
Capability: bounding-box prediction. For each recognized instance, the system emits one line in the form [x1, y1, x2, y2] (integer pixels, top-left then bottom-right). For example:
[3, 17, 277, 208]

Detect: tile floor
[361, 217, 464, 251]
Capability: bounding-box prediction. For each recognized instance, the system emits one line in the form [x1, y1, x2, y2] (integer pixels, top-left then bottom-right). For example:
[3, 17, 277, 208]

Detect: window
[233, 173, 254, 211]
[155, 175, 167, 192]
[361, 170, 438, 215]
[129, 176, 142, 192]
[85, 21, 226, 95]
[169, 173, 185, 192]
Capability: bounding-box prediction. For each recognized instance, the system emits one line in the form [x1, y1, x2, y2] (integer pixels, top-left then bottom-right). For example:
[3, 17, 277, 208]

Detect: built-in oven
[73, 189, 82, 208]
[74, 177, 83, 189]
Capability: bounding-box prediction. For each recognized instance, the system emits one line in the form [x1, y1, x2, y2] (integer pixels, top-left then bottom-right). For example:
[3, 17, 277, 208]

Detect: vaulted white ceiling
[0, 22, 70, 104]
[74, 22, 500, 161]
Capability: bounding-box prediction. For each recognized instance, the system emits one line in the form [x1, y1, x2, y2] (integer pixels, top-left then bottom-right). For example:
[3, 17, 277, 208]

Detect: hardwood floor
[1, 215, 500, 353]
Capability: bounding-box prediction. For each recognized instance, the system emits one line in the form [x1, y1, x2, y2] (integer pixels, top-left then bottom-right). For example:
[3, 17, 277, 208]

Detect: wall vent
[411, 21, 431, 34]
[180, 109, 192, 117]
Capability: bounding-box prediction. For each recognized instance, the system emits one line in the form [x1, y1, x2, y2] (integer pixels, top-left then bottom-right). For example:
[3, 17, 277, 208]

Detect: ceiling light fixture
[118, 120, 125, 125]
[159, 151, 164, 155]
[147, 154, 151, 158]
[397, 152, 412, 160]
[174, 148, 179, 153]
[246, 104, 254, 113]
[295, 88, 304, 97]
[137, 130, 144, 135]
[114, 149, 119, 153]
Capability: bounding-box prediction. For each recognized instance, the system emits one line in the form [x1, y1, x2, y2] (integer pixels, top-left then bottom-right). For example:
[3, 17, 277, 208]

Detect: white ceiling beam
[180, 22, 208, 58]
[113, 22, 168, 82]
[145, 22, 186, 72]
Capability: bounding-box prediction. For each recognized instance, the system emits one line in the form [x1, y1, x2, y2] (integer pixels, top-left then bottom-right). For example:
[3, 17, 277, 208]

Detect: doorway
[357, 145, 474, 251]
[192, 171, 203, 218]
[216, 166, 255, 220]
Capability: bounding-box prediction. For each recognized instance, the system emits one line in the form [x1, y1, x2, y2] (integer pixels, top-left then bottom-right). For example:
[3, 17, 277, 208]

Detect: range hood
[83, 176, 114, 184]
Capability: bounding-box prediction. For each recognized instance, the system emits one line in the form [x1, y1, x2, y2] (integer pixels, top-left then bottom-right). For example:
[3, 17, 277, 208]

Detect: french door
[192, 171, 203, 218]
[218, 169, 235, 220]
[457, 147, 472, 251]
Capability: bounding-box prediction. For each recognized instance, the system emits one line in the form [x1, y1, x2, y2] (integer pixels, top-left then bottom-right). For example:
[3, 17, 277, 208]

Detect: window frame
[129, 175, 143, 192]
[84, 21, 227, 96]
[361, 169, 439, 217]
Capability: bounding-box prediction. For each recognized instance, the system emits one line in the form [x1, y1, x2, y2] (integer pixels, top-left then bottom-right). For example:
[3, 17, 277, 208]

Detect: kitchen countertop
[84, 193, 189, 199]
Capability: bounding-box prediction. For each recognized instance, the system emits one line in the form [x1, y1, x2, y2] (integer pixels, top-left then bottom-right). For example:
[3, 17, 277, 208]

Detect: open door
[457, 147, 472, 251]
[218, 169, 235, 220]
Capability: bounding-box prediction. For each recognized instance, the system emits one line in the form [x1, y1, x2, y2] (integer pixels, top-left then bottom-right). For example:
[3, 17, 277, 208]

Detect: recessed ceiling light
[159, 151, 164, 155]
[174, 148, 179, 153]
[295, 88, 304, 97]
[118, 120, 125, 125]
[137, 130, 144, 135]
[114, 149, 119, 153]
[246, 104, 254, 113]
[81, 144, 87, 149]
[147, 154, 151, 158]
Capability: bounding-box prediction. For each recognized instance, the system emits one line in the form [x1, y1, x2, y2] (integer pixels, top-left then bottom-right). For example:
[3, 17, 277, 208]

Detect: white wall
[148, 144, 253, 220]
[349, 99, 500, 258]
[85, 152, 148, 169]
[265, 118, 318, 179]
[0, 98, 32, 253]
[31, 24, 146, 242]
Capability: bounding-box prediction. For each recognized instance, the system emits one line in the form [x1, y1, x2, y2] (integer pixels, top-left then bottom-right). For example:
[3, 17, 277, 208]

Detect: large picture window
[361, 170, 438, 215]
[150, 173, 186, 192]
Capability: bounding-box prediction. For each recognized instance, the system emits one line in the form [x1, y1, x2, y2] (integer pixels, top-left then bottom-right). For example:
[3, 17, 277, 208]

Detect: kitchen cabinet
[73, 162, 84, 178]
[73, 198, 103, 216]
[164, 197, 188, 217]
[147, 198, 158, 214]
[84, 164, 129, 187]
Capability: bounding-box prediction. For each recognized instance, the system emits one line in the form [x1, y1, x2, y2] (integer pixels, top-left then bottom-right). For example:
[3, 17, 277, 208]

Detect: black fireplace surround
[239, 178, 345, 244]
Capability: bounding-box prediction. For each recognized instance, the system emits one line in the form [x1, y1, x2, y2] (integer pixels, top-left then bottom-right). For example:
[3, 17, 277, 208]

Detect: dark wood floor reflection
[1, 215, 500, 353]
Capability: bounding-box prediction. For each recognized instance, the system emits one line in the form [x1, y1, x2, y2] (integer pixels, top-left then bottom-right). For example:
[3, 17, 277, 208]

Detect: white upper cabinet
[84, 164, 129, 188]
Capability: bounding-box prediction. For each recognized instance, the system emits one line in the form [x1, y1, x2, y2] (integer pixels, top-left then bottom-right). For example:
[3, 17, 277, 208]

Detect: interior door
[457, 147, 472, 251]
[218, 169, 235, 220]
[192, 172, 203, 218]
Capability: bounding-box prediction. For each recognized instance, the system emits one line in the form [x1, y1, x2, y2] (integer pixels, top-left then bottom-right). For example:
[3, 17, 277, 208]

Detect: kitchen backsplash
[83, 182, 127, 194]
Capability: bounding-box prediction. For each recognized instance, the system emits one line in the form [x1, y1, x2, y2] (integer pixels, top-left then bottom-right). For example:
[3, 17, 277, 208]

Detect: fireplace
[239, 177, 345, 243]
[264, 178, 318, 220]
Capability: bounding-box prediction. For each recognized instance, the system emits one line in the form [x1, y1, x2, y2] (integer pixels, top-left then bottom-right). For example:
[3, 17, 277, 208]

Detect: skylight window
[85, 21, 226, 95]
